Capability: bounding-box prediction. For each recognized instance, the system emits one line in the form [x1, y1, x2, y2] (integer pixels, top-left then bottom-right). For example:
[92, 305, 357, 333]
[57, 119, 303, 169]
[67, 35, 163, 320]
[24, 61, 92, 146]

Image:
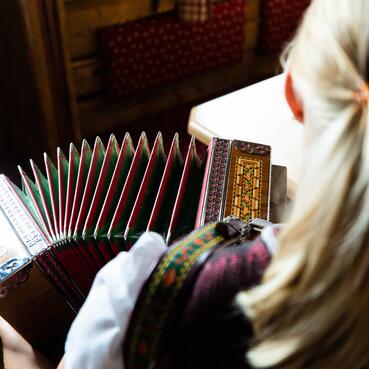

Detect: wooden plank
[20, 0, 81, 150]
[21, 0, 65, 154]
[54, 0, 83, 141]
[65, 0, 175, 60]
[245, 0, 260, 19]
[72, 58, 103, 97]
[244, 18, 259, 50]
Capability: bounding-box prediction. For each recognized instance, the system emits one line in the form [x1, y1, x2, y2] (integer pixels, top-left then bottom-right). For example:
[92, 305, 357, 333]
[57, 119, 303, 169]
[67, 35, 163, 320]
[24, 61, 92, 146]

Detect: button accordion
[0, 132, 274, 361]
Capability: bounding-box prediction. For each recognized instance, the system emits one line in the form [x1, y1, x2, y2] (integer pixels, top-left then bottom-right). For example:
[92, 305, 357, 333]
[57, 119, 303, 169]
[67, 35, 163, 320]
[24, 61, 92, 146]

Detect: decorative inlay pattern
[230, 158, 262, 221]
[204, 139, 229, 223]
[233, 141, 271, 156]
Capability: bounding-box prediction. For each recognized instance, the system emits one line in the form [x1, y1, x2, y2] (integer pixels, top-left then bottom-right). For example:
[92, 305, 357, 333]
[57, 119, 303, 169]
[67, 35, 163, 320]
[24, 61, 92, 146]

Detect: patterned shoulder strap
[124, 217, 266, 369]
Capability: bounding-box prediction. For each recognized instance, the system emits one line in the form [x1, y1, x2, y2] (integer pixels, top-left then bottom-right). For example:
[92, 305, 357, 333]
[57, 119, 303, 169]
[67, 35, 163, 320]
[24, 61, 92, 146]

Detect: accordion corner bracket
[0, 258, 32, 298]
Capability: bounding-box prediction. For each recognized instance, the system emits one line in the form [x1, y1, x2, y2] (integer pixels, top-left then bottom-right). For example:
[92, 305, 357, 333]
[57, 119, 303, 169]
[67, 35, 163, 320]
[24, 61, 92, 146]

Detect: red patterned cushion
[259, 0, 311, 53]
[100, 0, 244, 99]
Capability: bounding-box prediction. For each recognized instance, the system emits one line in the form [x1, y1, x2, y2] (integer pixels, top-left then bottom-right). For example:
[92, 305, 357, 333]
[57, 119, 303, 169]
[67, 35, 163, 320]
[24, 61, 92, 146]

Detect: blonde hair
[237, 0, 369, 368]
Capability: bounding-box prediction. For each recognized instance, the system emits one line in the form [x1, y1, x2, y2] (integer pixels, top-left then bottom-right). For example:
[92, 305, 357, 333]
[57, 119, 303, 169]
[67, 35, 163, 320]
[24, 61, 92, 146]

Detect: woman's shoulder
[155, 232, 278, 369]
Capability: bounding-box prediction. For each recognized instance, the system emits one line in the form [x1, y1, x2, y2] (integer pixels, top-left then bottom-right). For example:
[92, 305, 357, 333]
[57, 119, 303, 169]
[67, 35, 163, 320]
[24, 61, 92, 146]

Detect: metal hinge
[216, 216, 273, 242]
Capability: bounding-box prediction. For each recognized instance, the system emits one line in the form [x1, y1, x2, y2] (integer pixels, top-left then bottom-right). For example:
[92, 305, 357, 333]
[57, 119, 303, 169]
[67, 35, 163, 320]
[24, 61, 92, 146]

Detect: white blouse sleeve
[260, 224, 281, 256]
[64, 232, 167, 369]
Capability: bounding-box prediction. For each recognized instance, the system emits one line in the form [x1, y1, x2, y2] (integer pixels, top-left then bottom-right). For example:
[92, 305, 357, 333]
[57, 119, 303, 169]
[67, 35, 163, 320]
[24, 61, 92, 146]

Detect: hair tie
[353, 82, 369, 107]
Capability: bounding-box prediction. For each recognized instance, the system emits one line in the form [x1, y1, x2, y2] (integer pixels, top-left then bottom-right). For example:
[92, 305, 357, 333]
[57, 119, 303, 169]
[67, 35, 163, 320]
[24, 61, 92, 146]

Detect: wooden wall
[0, 0, 277, 163]
[0, 1, 49, 164]
[0, 0, 78, 163]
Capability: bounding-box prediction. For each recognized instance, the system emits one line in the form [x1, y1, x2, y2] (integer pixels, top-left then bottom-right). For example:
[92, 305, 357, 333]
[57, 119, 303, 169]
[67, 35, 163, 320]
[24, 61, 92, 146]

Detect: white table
[188, 74, 304, 198]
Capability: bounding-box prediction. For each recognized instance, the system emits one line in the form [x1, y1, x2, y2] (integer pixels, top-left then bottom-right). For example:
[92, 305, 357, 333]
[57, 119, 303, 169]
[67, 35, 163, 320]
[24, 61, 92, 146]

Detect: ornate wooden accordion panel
[0, 133, 271, 313]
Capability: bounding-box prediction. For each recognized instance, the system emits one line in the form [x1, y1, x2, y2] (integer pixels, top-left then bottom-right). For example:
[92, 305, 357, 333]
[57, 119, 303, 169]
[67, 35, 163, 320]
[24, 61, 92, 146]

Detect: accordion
[0, 132, 275, 360]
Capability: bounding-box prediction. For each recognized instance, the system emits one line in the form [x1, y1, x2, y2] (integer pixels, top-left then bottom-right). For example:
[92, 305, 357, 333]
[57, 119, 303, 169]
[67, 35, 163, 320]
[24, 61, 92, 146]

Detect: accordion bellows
[0, 132, 271, 311]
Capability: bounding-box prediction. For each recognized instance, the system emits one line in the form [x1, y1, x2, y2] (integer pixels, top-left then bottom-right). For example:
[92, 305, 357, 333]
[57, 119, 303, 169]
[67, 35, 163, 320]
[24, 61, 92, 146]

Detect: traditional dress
[64, 222, 280, 369]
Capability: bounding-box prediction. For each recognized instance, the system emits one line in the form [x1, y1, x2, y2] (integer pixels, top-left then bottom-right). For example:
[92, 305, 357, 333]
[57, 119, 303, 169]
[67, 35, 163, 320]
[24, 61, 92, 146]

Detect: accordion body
[0, 132, 272, 360]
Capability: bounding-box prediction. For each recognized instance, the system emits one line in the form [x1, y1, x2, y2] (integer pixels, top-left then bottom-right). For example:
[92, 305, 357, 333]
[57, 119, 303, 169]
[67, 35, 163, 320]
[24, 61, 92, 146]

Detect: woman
[2, 0, 369, 367]
[238, 0, 369, 368]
